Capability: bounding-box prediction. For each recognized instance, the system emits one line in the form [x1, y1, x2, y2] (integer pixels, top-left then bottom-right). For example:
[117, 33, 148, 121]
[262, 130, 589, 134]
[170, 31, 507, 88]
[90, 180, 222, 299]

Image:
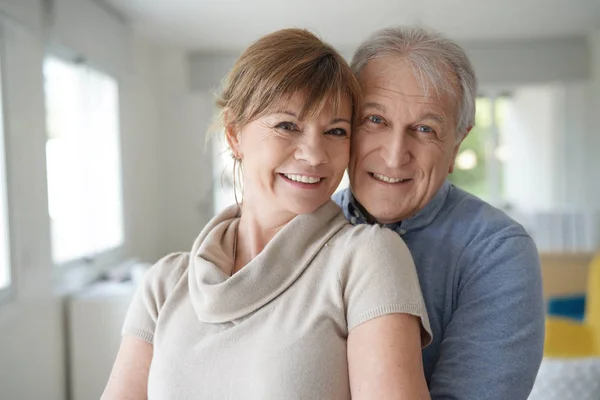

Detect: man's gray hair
[351, 26, 477, 139]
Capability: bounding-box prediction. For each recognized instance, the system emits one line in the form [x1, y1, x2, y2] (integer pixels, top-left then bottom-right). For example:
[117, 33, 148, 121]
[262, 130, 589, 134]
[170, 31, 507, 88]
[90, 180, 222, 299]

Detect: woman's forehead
[262, 91, 353, 119]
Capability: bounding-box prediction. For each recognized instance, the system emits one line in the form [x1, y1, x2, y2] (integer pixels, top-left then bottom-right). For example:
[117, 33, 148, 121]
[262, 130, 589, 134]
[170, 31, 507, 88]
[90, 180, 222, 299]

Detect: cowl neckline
[188, 200, 348, 323]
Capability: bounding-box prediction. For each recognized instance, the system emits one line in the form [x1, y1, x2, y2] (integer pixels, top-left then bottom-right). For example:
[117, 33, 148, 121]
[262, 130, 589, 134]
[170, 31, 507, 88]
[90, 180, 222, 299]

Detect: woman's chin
[284, 199, 329, 216]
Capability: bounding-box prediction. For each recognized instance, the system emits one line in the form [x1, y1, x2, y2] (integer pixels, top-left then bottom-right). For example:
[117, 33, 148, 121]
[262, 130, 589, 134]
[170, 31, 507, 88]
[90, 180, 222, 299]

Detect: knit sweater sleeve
[428, 233, 544, 400]
[121, 252, 189, 343]
[338, 225, 432, 346]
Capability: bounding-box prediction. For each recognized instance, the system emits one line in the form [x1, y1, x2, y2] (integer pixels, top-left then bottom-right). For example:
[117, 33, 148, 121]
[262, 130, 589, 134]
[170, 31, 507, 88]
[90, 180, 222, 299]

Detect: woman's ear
[225, 124, 241, 158]
[224, 111, 242, 159]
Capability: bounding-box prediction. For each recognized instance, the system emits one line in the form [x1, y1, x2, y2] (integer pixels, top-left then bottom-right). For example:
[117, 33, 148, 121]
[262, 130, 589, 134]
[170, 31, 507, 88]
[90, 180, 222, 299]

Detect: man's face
[348, 56, 465, 224]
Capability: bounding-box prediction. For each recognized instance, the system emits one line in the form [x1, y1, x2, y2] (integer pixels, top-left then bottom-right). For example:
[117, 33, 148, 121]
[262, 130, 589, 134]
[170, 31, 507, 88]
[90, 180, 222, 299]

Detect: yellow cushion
[544, 317, 596, 358]
[585, 253, 600, 335]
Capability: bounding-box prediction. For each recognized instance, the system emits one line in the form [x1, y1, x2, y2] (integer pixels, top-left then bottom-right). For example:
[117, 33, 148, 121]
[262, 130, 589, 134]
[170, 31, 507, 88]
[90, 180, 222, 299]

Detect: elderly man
[334, 27, 545, 399]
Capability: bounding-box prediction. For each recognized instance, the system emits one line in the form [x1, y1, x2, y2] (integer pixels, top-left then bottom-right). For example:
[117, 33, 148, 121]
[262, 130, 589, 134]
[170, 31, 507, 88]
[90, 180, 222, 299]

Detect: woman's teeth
[283, 174, 322, 184]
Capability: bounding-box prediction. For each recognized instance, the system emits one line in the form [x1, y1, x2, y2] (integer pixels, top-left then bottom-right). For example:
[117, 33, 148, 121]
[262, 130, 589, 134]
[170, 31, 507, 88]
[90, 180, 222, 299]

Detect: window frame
[0, 25, 15, 304]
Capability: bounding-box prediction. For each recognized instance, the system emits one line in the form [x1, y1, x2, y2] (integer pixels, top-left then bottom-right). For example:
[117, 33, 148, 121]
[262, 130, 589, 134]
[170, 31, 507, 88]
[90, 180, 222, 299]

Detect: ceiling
[104, 0, 600, 51]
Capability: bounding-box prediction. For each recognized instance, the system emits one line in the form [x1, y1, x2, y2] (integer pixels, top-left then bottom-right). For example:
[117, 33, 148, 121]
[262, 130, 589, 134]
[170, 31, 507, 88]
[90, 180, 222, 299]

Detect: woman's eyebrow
[330, 117, 351, 124]
[271, 110, 298, 117]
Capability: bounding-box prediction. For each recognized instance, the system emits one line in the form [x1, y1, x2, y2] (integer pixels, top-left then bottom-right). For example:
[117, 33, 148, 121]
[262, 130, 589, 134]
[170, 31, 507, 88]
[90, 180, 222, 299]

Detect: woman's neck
[234, 201, 296, 272]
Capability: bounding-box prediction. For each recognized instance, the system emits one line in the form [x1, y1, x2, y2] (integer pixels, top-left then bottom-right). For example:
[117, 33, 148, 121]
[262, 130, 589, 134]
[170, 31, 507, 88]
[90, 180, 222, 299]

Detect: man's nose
[381, 130, 411, 168]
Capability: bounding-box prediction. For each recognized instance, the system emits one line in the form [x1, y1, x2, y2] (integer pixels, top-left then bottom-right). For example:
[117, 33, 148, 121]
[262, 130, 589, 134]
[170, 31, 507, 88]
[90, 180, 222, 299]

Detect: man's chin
[356, 193, 412, 222]
[372, 211, 405, 225]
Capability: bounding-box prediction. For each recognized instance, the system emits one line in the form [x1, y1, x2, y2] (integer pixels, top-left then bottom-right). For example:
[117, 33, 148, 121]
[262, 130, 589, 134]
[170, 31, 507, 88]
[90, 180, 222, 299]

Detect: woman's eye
[326, 128, 348, 137]
[275, 121, 298, 131]
[367, 115, 384, 124]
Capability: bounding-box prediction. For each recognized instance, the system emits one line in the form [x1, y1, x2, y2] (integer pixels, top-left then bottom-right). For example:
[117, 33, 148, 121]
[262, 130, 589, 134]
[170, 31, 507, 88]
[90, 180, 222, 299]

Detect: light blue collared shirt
[333, 180, 545, 400]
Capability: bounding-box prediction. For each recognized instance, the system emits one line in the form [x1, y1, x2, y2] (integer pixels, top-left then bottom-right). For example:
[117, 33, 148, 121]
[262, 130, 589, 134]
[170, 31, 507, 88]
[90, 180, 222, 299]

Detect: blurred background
[0, 0, 599, 399]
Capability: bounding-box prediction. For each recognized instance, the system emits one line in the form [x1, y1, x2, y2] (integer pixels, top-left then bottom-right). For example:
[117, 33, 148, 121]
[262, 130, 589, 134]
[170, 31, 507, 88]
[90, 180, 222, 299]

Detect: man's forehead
[359, 57, 458, 117]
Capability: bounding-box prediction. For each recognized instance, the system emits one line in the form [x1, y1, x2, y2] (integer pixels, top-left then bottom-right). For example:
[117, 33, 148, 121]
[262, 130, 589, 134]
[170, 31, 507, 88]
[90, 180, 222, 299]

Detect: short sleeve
[122, 252, 189, 343]
[339, 226, 432, 347]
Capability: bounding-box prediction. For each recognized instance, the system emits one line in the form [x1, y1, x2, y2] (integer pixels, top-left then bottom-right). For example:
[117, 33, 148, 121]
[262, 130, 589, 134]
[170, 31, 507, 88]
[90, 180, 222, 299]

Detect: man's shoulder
[433, 185, 540, 281]
[442, 184, 530, 239]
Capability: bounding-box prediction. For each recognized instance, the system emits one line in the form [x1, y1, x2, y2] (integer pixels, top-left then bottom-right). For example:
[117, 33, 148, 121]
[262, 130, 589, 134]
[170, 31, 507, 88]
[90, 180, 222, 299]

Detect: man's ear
[448, 126, 472, 174]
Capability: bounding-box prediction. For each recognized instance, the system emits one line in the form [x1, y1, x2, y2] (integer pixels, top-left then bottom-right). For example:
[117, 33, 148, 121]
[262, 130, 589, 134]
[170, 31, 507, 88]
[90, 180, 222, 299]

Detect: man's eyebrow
[362, 102, 387, 113]
[419, 113, 446, 124]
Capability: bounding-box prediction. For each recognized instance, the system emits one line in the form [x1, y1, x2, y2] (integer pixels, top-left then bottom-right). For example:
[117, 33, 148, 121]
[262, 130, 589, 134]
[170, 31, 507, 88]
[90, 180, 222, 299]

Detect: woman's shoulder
[334, 223, 410, 259]
[141, 252, 190, 293]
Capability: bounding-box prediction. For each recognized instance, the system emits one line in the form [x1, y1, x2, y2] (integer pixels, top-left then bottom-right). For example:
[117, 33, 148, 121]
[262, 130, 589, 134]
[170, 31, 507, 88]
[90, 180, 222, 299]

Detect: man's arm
[429, 234, 545, 400]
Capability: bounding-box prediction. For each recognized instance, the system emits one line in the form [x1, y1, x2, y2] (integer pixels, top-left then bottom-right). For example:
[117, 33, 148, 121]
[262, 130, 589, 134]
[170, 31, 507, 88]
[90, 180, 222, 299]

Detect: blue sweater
[333, 181, 545, 400]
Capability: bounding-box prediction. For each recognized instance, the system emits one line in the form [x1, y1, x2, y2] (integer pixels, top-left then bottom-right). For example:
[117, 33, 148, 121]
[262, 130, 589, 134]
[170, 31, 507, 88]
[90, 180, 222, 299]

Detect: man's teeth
[284, 174, 322, 184]
[373, 173, 404, 183]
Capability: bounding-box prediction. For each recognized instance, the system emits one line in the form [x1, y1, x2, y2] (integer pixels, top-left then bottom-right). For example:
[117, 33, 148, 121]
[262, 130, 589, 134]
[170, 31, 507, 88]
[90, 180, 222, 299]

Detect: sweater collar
[188, 200, 348, 323]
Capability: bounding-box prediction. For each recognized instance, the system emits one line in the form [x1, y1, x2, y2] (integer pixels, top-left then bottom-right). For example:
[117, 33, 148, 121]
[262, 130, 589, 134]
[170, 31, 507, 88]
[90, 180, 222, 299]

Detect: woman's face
[228, 93, 351, 219]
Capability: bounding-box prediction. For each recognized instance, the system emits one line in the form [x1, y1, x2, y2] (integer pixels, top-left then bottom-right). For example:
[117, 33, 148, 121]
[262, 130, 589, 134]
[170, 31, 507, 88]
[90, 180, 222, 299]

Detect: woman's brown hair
[215, 28, 361, 132]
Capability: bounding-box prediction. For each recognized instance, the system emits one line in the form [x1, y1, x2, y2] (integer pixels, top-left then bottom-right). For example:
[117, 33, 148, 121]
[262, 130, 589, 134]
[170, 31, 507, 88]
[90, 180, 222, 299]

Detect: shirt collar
[346, 180, 452, 234]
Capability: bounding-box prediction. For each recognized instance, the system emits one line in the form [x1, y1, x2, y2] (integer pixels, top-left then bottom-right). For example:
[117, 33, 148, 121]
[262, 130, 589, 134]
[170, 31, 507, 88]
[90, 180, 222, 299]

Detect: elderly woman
[102, 28, 431, 400]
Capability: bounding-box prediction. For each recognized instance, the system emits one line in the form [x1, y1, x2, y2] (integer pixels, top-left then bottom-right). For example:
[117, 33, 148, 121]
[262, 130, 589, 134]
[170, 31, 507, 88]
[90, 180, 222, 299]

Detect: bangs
[245, 53, 360, 123]
[295, 54, 357, 121]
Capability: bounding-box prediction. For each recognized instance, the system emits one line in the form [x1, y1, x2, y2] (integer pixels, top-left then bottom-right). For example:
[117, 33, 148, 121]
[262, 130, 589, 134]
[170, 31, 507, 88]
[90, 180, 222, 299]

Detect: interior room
[0, 0, 599, 399]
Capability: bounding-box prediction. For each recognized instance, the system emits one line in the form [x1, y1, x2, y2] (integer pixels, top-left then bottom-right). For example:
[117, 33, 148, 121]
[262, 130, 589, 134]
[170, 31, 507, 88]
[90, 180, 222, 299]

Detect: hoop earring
[232, 156, 243, 207]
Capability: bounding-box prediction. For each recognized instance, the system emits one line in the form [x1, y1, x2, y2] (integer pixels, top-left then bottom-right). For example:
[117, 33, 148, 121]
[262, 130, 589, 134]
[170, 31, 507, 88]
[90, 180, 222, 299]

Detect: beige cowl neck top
[123, 200, 431, 399]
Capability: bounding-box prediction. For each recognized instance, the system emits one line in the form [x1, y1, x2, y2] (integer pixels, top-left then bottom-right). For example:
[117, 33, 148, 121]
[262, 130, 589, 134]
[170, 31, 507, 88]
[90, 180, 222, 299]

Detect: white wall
[155, 48, 214, 254]
[121, 37, 216, 258]
[121, 36, 216, 260]
[0, 0, 42, 34]
[464, 36, 590, 86]
[0, 1, 65, 399]
[189, 53, 238, 92]
[49, 0, 130, 78]
[119, 34, 163, 262]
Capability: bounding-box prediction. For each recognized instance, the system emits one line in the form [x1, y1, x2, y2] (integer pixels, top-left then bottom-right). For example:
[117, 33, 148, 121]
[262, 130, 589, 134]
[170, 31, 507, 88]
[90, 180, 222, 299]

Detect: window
[0, 54, 11, 294]
[449, 95, 508, 206]
[450, 87, 599, 251]
[43, 56, 124, 265]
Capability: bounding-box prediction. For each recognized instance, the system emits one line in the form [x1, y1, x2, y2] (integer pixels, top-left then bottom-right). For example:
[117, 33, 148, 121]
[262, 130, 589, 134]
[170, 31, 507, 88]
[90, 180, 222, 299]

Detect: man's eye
[417, 125, 434, 133]
[367, 115, 384, 124]
[326, 128, 348, 137]
[275, 121, 298, 131]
